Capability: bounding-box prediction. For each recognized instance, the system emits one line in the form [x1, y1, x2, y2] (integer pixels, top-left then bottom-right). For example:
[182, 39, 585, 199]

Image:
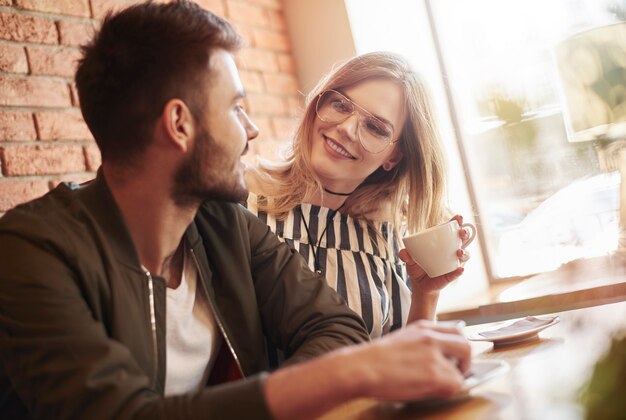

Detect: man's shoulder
[0, 183, 81, 236]
[195, 199, 272, 244]
[198, 198, 260, 223]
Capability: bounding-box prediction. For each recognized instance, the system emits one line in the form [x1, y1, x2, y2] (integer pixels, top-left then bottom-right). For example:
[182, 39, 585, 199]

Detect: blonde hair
[252, 51, 449, 234]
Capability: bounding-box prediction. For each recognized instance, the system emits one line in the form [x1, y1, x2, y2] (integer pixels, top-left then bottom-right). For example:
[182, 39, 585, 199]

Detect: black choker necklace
[323, 186, 356, 196]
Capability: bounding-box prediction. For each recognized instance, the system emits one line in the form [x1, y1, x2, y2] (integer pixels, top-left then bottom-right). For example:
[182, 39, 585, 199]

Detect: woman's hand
[398, 215, 471, 295]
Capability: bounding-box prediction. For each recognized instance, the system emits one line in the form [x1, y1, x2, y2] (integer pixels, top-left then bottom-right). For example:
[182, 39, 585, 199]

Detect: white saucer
[468, 316, 560, 346]
[405, 360, 509, 407]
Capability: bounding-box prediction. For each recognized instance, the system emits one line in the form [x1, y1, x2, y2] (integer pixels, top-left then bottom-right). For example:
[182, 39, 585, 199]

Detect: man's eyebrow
[342, 90, 394, 129]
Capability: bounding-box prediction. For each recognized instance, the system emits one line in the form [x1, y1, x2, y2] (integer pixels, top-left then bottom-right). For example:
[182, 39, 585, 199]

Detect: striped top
[247, 193, 411, 338]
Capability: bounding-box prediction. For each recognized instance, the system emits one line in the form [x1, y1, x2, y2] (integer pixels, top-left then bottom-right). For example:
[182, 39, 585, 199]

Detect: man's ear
[161, 99, 194, 152]
[382, 146, 403, 171]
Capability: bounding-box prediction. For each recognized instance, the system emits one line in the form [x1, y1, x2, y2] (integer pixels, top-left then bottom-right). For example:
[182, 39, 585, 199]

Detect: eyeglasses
[315, 89, 397, 154]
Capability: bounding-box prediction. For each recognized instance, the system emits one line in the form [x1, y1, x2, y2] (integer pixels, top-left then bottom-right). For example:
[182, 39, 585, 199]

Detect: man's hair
[75, 0, 242, 164]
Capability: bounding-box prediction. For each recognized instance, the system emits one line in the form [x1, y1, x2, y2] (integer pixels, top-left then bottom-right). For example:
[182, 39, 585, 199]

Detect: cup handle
[460, 222, 477, 249]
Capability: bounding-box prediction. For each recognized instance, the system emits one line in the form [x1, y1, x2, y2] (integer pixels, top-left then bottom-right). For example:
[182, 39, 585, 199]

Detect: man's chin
[202, 182, 248, 204]
[172, 183, 248, 207]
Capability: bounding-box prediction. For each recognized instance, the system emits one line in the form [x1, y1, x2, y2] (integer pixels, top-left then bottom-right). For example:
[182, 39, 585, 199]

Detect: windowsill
[438, 253, 626, 325]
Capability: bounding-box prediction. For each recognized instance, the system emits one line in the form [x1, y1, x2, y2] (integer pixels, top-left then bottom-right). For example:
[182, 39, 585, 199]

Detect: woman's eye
[366, 119, 391, 138]
[330, 100, 352, 114]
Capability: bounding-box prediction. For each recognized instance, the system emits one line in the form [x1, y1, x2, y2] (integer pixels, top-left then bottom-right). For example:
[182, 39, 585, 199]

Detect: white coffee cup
[402, 220, 477, 278]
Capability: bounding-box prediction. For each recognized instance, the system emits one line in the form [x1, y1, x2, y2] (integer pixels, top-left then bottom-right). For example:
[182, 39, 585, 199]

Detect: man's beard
[171, 126, 248, 207]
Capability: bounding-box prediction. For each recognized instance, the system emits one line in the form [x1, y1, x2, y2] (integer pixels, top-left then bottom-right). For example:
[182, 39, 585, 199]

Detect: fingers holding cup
[402, 219, 477, 278]
[457, 248, 470, 265]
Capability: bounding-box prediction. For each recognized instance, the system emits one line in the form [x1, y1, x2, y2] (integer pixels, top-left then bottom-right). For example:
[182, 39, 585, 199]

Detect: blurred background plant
[580, 331, 626, 418]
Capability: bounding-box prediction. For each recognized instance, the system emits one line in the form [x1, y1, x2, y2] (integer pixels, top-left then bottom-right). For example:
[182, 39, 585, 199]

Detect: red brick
[237, 48, 277, 72]
[0, 112, 36, 141]
[253, 28, 289, 52]
[286, 95, 304, 117]
[195, 0, 225, 16]
[0, 76, 71, 107]
[266, 9, 286, 31]
[15, 0, 90, 17]
[0, 180, 50, 211]
[248, 115, 273, 139]
[0, 43, 28, 74]
[69, 83, 80, 107]
[35, 111, 93, 141]
[226, 0, 268, 27]
[263, 73, 298, 95]
[27, 46, 82, 77]
[0, 12, 58, 44]
[245, 0, 281, 9]
[1, 144, 86, 175]
[271, 116, 297, 140]
[239, 70, 264, 93]
[90, 0, 135, 19]
[57, 20, 96, 46]
[246, 93, 285, 116]
[250, 137, 282, 160]
[83, 143, 101, 171]
[277, 53, 296, 74]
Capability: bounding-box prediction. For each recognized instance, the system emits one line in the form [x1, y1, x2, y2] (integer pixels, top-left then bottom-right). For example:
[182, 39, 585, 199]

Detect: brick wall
[0, 0, 301, 215]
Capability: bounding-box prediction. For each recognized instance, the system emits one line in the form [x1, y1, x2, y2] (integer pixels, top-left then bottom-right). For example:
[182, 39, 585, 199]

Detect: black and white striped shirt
[248, 193, 411, 337]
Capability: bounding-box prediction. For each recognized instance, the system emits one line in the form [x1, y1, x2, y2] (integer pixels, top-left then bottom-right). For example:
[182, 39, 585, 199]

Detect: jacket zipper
[190, 248, 245, 378]
[141, 267, 159, 386]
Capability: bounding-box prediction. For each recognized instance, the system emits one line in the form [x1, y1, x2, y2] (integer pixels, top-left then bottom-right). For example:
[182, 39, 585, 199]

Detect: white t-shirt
[164, 246, 222, 396]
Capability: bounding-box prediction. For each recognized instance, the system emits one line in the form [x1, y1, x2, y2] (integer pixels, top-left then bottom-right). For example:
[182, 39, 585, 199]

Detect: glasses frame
[315, 89, 399, 154]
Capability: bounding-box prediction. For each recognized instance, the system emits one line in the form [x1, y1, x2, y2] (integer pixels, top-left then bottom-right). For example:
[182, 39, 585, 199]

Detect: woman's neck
[304, 188, 348, 211]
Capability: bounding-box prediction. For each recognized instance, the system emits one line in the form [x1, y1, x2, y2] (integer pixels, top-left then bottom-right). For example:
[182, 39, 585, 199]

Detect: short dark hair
[75, 0, 242, 164]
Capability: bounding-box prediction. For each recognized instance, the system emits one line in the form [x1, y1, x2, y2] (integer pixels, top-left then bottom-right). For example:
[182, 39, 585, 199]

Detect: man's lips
[323, 136, 356, 159]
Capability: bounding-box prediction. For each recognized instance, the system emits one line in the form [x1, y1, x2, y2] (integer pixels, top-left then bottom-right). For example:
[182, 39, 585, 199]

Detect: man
[0, 1, 470, 419]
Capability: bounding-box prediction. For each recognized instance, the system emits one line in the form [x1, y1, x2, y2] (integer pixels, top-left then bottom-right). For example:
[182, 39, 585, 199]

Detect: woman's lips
[323, 136, 356, 160]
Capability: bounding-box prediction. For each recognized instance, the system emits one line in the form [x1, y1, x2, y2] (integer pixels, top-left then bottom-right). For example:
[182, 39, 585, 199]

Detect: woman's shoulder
[359, 201, 395, 224]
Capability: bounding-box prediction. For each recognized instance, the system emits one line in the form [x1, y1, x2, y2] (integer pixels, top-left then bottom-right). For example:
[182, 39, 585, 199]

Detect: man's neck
[103, 164, 196, 285]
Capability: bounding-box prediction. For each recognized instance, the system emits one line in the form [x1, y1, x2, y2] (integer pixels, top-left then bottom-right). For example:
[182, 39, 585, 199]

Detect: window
[427, 0, 625, 279]
[346, 0, 625, 283]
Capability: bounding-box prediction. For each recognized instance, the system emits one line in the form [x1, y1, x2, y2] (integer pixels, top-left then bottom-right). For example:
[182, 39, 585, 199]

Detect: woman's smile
[323, 135, 356, 160]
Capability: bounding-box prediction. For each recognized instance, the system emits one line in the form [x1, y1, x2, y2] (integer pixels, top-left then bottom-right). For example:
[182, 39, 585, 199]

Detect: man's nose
[336, 113, 359, 143]
[243, 111, 259, 141]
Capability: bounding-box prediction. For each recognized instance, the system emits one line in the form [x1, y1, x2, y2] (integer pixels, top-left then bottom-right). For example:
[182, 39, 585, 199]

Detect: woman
[246, 51, 469, 338]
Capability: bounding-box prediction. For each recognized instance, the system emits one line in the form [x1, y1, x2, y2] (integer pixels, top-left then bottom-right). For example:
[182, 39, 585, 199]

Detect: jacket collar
[77, 170, 204, 273]
[76, 170, 146, 271]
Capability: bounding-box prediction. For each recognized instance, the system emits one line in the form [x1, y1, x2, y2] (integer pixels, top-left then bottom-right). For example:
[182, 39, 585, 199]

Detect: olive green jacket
[0, 174, 369, 419]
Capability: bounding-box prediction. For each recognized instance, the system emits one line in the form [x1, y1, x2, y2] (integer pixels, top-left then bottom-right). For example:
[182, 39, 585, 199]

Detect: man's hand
[265, 320, 471, 419]
[351, 319, 470, 401]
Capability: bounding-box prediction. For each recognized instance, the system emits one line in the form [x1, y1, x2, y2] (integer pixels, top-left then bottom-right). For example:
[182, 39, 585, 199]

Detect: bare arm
[401, 215, 470, 322]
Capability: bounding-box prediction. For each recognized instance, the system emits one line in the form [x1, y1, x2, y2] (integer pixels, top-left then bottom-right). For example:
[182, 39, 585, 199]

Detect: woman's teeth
[325, 137, 354, 159]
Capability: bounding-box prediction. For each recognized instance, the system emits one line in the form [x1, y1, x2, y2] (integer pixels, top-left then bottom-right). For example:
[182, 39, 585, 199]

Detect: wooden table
[439, 254, 626, 325]
[321, 301, 626, 419]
